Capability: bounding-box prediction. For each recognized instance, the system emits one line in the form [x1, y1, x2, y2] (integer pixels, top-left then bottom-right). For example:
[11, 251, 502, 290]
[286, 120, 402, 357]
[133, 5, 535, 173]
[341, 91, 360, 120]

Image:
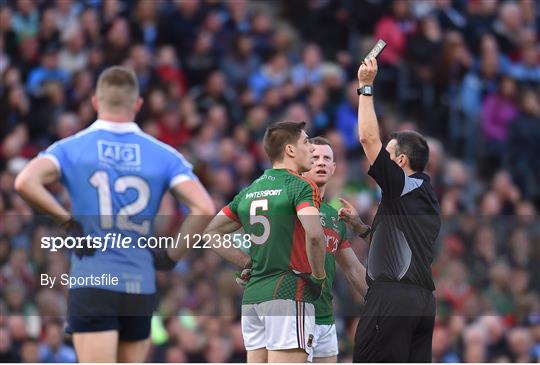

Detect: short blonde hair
[95, 66, 139, 112]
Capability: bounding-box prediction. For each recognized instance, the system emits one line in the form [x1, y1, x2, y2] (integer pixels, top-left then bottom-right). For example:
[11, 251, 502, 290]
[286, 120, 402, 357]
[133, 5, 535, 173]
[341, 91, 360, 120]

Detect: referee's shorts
[353, 281, 435, 363]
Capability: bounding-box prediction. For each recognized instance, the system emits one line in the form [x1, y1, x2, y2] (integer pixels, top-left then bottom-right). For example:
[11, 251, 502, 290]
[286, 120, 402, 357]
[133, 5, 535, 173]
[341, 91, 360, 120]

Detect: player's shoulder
[284, 170, 319, 193]
[320, 200, 337, 215]
[45, 125, 100, 152]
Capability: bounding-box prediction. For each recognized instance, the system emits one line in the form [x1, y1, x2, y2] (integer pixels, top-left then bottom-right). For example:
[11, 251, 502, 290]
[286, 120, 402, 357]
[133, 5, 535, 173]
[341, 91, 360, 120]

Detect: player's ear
[285, 144, 295, 158]
[134, 97, 144, 113]
[91, 95, 98, 112]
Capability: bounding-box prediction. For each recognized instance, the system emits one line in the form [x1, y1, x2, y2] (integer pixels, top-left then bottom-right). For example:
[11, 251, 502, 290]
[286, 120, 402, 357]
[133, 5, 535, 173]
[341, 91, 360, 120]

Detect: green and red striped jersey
[224, 168, 321, 304]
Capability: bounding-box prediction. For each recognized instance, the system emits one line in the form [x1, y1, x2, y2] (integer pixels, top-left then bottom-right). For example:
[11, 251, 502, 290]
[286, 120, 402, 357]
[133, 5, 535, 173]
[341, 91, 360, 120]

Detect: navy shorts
[67, 288, 156, 341]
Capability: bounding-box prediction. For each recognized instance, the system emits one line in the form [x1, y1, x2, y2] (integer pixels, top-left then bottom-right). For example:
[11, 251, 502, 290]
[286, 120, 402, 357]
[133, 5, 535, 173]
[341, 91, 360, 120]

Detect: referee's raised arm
[356, 58, 382, 165]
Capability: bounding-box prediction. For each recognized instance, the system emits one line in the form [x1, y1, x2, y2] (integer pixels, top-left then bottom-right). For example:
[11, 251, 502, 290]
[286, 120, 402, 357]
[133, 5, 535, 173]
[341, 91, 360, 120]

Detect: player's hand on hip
[357, 57, 378, 86]
[149, 249, 177, 271]
[61, 218, 95, 258]
[292, 271, 325, 300]
[235, 259, 252, 287]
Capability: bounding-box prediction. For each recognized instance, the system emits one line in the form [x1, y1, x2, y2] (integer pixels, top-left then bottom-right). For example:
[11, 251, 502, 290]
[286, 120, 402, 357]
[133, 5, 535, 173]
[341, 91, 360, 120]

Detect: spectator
[480, 75, 519, 174]
[291, 43, 323, 89]
[20, 338, 40, 363]
[403, 15, 442, 123]
[183, 32, 219, 88]
[11, 0, 39, 39]
[463, 0, 498, 51]
[103, 17, 131, 66]
[249, 51, 289, 101]
[335, 81, 360, 153]
[130, 0, 159, 50]
[373, 0, 415, 97]
[249, 12, 274, 59]
[37, 8, 61, 52]
[125, 44, 155, 94]
[493, 1, 524, 55]
[57, 26, 87, 76]
[507, 89, 540, 198]
[509, 44, 540, 87]
[432, 326, 460, 362]
[79, 7, 100, 46]
[432, 0, 467, 32]
[25, 48, 69, 97]
[220, 34, 260, 88]
[38, 321, 76, 363]
[507, 327, 535, 362]
[0, 6, 18, 58]
[0, 327, 20, 362]
[53, 0, 82, 31]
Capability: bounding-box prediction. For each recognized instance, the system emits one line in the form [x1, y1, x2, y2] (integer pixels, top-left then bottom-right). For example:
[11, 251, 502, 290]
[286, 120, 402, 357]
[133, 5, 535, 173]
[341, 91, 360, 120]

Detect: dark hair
[263, 121, 306, 163]
[390, 130, 429, 172]
[309, 136, 332, 148]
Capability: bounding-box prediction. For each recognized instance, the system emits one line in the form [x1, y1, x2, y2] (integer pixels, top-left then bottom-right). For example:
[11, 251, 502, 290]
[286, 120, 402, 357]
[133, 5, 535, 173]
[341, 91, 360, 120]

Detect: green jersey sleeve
[222, 190, 244, 223]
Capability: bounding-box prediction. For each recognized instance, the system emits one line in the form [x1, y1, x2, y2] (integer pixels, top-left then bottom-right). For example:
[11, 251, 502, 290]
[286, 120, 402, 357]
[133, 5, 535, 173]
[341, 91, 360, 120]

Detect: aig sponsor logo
[98, 140, 141, 171]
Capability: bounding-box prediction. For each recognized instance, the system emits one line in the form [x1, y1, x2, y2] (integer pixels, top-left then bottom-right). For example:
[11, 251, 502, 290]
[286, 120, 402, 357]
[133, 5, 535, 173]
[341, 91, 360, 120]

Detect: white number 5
[249, 199, 270, 245]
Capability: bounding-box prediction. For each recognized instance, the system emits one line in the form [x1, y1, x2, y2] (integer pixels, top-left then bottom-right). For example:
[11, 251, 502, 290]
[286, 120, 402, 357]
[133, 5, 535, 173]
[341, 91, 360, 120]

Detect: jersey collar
[89, 119, 141, 133]
[411, 172, 430, 182]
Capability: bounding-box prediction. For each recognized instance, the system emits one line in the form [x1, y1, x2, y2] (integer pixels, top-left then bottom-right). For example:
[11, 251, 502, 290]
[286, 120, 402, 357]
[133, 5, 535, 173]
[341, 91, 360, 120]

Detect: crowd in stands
[0, 0, 539, 362]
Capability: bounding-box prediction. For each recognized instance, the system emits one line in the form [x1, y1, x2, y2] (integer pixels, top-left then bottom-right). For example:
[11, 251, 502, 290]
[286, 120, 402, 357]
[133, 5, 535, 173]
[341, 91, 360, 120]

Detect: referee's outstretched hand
[357, 57, 378, 85]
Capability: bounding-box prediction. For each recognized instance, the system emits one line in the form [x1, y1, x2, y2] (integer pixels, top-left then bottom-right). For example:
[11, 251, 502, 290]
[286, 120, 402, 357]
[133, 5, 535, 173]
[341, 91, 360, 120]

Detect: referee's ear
[397, 154, 409, 169]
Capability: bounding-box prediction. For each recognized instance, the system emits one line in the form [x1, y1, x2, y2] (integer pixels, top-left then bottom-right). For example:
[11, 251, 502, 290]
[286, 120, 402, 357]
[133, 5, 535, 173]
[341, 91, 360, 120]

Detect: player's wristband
[358, 226, 372, 238]
[310, 274, 326, 285]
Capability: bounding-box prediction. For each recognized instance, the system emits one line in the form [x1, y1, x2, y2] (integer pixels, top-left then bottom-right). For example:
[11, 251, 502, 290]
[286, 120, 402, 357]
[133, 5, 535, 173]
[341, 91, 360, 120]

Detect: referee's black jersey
[366, 146, 441, 291]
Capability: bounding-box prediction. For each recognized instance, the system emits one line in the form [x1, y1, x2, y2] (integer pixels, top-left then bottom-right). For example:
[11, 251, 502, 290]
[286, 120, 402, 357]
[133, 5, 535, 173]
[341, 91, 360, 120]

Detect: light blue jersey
[42, 120, 196, 294]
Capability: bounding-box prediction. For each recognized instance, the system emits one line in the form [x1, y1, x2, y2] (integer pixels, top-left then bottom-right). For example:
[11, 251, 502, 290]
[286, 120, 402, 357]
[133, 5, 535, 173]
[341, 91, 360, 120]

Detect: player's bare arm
[204, 210, 251, 268]
[168, 179, 216, 261]
[335, 198, 369, 301]
[357, 58, 382, 165]
[335, 248, 368, 303]
[297, 206, 326, 279]
[14, 156, 71, 225]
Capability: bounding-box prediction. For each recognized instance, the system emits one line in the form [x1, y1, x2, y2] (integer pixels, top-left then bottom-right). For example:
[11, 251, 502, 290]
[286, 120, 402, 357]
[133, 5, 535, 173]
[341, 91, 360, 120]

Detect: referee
[353, 58, 441, 362]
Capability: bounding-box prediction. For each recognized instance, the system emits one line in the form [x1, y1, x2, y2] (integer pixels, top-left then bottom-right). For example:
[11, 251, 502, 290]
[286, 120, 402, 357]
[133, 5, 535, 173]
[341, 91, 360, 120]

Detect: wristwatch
[357, 85, 373, 96]
[358, 226, 372, 238]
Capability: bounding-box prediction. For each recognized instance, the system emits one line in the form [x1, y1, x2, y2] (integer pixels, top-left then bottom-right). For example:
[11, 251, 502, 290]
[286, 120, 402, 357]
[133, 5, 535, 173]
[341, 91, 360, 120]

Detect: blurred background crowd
[0, 0, 539, 362]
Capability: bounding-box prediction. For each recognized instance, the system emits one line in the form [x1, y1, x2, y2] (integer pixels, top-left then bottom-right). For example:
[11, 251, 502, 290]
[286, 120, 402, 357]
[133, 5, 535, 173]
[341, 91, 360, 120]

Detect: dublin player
[204, 121, 327, 363]
[303, 136, 370, 362]
[15, 66, 215, 362]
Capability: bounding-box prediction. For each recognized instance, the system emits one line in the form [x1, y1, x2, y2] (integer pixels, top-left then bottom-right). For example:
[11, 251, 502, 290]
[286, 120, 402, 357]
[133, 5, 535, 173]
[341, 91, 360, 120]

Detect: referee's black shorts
[353, 281, 435, 363]
[67, 288, 156, 341]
